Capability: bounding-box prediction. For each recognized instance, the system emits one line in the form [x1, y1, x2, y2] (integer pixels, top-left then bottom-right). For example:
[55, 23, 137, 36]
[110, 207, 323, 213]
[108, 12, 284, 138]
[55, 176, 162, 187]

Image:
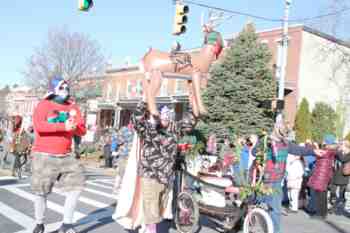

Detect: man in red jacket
[31, 76, 86, 233]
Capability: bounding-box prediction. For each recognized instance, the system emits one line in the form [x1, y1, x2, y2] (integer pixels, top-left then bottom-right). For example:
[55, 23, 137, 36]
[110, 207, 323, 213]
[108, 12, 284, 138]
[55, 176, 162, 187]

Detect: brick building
[254, 25, 350, 134]
[5, 86, 41, 128]
[82, 24, 350, 138]
[100, 66, 189, 128]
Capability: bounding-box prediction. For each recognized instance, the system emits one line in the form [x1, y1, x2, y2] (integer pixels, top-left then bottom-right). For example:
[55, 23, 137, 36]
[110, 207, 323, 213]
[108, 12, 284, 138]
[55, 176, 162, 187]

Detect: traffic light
[173, 3, 189, 35]
[78, 0, 93, 11]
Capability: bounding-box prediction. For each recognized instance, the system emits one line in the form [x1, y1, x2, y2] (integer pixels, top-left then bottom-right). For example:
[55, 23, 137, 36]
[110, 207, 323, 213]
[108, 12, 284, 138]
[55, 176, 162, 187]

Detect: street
[0, 168, 349, 233]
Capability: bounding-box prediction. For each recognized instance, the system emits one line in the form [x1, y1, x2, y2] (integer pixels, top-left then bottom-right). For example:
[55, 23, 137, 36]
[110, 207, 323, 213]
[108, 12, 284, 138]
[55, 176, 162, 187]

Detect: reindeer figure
[140, 12, 224, 118]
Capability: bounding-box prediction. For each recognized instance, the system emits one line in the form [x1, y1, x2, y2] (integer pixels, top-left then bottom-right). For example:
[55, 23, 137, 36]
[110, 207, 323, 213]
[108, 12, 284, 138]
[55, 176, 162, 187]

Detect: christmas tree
[294, 98, 312, 143]
[311, 102, 336, 143]
[199, 23, 276, 141]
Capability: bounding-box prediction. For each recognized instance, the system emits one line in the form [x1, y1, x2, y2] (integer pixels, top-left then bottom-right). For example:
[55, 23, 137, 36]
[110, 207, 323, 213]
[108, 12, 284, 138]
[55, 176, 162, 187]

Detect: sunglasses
[58, 85, 69, 91]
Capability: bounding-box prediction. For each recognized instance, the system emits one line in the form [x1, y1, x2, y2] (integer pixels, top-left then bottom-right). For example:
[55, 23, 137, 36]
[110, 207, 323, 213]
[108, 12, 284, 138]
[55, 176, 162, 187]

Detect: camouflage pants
[141, 177, 166, 224]
[31, 152, 86, 195]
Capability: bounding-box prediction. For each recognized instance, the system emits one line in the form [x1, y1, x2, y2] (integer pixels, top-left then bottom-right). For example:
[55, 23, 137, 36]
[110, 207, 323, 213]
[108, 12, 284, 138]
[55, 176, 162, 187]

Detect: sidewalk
[0, 168, 11, 177]
[79, 157, 116, 177]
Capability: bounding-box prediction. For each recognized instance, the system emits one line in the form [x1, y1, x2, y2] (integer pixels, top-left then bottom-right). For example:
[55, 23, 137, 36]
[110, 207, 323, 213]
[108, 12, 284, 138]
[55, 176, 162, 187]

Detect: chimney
[125, 56, 131, 67]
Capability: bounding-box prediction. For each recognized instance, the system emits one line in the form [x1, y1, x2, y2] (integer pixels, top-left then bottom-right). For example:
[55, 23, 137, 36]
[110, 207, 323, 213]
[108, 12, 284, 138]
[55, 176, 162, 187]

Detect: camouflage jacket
[132, 101, 177, 185]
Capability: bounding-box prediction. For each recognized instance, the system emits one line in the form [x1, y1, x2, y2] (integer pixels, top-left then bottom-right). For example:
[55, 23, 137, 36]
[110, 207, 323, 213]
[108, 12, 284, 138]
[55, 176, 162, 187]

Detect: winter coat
[263, 142, 315, 184]
[331, 151, 350, 186]
[286, 154, 304, 189]
[308, 149, 336, 192]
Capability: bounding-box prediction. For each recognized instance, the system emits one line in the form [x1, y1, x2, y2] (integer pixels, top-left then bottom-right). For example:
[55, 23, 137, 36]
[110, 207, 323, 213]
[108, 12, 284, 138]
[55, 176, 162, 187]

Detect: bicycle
[173, 147, 273, 233]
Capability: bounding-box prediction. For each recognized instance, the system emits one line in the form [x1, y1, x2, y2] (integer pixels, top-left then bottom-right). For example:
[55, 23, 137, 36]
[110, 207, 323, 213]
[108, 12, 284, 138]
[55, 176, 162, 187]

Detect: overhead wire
[181, 0, 350, 23]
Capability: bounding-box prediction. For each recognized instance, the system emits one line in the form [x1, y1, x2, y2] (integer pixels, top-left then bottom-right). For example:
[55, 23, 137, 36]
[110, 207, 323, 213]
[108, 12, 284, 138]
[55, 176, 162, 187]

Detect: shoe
[281, 208, 288, 216]
[335, 202, 345, 216]
[58, 224, 77, 233]
[286, 208, 298, 214]
[32, 224, 45, 233]
[304, 208, 316, 216]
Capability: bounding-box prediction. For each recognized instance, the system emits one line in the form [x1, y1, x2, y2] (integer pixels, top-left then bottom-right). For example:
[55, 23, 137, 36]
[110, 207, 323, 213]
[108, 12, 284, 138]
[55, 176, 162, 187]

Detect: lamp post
[277, 0, 292, 119]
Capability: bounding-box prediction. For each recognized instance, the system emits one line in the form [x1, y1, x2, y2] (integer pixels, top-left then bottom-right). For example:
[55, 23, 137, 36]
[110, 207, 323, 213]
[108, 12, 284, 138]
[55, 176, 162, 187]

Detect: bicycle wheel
[243, 207, 273, 233]
[175, 191, 199, 233]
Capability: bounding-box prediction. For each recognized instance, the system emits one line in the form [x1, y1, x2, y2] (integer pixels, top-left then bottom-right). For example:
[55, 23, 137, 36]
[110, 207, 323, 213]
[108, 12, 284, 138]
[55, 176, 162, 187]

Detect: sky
[0, 0, 339, 88]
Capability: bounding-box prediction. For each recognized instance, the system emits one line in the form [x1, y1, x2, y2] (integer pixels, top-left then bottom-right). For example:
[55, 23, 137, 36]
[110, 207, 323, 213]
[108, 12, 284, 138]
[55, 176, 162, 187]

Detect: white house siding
[298, 30, 350, 136]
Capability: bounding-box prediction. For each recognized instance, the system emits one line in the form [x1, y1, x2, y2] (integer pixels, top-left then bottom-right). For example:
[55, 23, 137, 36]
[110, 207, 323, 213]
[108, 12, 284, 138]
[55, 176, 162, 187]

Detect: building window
[106, 84, 112, 101]
[115, 84, 119, 101]
[175, 79, 187, 95]
[127, 80, 143, 98]
[159, 79, 168, 96]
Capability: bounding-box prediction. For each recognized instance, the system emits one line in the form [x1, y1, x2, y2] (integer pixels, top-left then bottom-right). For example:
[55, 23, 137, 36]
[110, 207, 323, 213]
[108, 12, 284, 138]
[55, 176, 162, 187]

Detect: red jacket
[308, 149, 336, 192]
[32, 99, 86, 155]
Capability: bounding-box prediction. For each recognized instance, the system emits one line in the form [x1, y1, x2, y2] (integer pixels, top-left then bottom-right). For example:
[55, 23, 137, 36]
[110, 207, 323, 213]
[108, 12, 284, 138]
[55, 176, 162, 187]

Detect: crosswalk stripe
[86, 181, 113, 190]
[0, 176, 18, 181]
[78, 196, 110, 208]
[14, 207, 115, 233]
[4, 187, 86, 221]
[0, 183, 30, 189]
[0, 201, 34, 229]
[0, 201, 63, 233]
[84, 187, 115, 199]
[94, 179, 114, 185]
[1, 182, 115, 200]
[52, 188, 109, 209]
[0, 175, 29, 181]
[14, 222, 62, 233]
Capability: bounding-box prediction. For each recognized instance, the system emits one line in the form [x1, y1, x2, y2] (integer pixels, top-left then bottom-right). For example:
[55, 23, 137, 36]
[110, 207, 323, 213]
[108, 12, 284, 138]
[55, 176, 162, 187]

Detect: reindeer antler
[203, 10, 226, 29]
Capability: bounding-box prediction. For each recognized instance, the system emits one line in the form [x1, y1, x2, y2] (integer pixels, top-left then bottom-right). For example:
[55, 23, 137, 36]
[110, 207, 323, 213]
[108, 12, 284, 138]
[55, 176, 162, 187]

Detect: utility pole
[277, 0, 292, 119]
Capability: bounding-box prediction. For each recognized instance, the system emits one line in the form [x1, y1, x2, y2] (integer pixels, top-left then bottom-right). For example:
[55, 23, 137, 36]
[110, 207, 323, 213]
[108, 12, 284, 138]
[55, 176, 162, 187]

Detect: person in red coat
[307, 134, 337, 219]
[31, 75, 86, 233]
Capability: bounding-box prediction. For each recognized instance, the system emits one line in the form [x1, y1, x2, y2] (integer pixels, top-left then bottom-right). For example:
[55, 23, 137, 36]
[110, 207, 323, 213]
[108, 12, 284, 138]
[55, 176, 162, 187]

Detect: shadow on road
[325, 220, 349, 233]
[0, 177, 18, 186]
[69, 202, 236, 233]
[79, 216, 115, 233]
[73, 203, 116, 233]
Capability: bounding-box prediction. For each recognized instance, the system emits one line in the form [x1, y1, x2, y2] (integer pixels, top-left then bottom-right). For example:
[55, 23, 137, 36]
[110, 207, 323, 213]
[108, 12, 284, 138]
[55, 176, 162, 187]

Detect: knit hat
[323, 134, 336, 145]
[270, 115, 288, 143]
[44, 75, 67, 99]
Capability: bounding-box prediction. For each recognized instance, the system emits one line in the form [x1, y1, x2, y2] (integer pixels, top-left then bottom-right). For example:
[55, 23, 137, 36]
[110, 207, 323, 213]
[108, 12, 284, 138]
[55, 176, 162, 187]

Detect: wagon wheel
[175, 191, 199, 233]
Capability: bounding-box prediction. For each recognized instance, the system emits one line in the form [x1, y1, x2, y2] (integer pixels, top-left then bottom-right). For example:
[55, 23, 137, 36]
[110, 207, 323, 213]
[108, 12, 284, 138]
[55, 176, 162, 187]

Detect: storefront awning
[117, 95, 189, 108]
[97, 102, 116, 109]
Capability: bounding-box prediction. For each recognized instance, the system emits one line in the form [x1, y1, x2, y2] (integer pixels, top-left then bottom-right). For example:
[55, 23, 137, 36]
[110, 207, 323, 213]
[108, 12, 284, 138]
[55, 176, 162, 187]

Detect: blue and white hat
[160, 106, 172, 121]
[44, 75, 67, 99]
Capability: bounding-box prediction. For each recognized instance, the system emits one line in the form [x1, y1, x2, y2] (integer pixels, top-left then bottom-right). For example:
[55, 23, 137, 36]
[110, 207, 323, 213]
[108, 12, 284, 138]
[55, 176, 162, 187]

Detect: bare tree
[309, 0, 350, 136]
[309, 0, 350, 71]
[23, 27, 106, 88]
